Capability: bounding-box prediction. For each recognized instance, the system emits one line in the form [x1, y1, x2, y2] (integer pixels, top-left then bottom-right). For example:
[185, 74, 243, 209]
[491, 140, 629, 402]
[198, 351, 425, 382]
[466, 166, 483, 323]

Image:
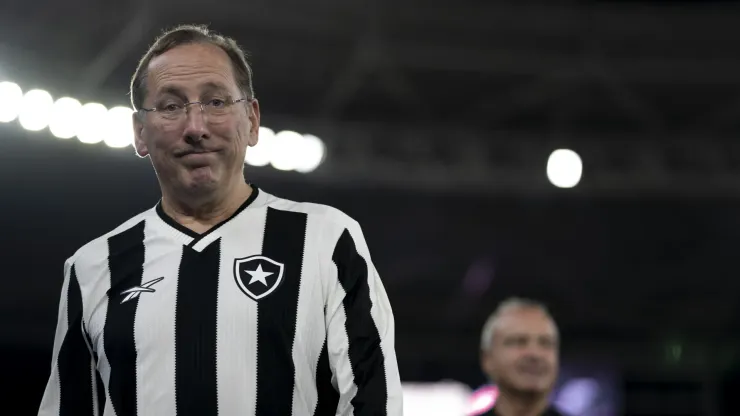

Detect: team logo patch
[233, 255, 285, 301]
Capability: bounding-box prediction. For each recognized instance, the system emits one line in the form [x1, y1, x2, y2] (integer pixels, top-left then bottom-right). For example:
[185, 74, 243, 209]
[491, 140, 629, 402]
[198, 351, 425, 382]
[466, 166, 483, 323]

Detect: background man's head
[480, 297, 559, 397]
[129, 24, 260, 198]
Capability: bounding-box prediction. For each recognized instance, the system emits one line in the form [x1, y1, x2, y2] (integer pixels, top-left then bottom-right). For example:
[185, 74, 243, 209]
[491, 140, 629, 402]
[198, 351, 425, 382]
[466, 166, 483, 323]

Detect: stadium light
[402, 381, 472, 416]
[104, 106, 136, 148]
[0, 82, 23, 123]
[270, 130, 306, 171]
[49, 97, 83, 139]
[77, 103, 108, 144]
[19, 89, 54, 131]
[295, 134, 326, 173]
[0, 80, 326, 173]
[246, 126, 274, 167]
[547, 148, 582, 188]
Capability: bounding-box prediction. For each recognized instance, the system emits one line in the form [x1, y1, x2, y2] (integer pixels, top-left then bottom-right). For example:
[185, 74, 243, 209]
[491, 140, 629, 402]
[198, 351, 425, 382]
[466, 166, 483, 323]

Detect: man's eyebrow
[201, 82, 231, 93]
[151, 83, 235, 105]
[154, 86, 186, 99]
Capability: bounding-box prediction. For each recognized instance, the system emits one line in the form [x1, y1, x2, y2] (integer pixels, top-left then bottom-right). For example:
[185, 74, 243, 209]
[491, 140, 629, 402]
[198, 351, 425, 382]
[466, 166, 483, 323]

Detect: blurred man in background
[480, 297, 562, 416]
[37, 24, 402, 416]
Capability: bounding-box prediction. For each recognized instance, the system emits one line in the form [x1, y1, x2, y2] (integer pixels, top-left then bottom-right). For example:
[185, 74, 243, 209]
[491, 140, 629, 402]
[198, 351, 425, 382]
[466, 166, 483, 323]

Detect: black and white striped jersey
[38, 186, 403, 416]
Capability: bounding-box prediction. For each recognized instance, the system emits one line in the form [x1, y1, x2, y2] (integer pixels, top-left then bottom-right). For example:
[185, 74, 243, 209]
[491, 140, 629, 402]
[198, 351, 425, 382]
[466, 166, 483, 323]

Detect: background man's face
[482, 308, 559, 395]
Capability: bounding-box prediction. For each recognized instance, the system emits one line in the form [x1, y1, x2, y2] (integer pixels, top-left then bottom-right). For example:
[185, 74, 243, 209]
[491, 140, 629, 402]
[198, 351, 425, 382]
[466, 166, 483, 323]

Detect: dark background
[2, 0, 740, 415]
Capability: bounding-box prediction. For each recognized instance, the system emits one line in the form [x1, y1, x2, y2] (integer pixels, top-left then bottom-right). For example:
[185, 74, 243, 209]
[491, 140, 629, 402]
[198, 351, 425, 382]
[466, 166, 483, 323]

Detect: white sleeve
[38, 259, 100, 416]
[321, 218, 404, 416]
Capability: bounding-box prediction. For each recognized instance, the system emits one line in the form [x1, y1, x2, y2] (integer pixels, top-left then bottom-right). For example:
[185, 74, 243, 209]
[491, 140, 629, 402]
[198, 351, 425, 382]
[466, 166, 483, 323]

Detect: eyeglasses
[139, 97, 250, 123]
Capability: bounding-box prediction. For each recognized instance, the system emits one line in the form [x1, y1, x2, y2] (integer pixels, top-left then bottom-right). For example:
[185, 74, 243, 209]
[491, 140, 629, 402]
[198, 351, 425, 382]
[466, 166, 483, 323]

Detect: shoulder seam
[70, 208, 154, 263]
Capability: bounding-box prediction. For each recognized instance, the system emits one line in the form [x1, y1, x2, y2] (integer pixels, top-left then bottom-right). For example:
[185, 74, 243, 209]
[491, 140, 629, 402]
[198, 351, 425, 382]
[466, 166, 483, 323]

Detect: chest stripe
[58, 264, 95, 416]
[174, 240, 221, 415]
[255, 207, 308, 415]
[104, 220, 146, 416]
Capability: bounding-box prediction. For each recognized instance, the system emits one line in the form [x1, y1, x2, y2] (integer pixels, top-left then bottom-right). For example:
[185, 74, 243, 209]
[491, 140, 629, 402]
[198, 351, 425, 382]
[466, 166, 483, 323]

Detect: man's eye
[209, 99, 226, 108]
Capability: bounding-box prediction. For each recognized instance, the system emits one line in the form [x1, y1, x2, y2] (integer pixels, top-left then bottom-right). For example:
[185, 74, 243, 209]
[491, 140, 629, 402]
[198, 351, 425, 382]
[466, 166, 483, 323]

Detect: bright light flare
[294, 134, 326, 173]
[49, 97, 83, 139]
[76, 103, 108, 144]
[19, 89, 54, 131]
[547, 148, 582, 188]
[2, 80, 326, 173]
[0, 81, 23, 123]
[270, 130, 305, 171]
[104, 106, 135, 148]
[246, 126, 274, 167]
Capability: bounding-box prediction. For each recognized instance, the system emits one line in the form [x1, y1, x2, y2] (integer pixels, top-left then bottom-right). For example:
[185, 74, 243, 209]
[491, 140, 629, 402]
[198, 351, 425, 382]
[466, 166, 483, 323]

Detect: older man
[480, 297, 562, 416]
[38, 24, 402, 416]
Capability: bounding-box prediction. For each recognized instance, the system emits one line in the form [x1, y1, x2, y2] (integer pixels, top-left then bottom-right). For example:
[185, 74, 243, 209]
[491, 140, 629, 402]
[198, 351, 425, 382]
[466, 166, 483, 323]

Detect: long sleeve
[38, 259, 101, 416]
[322, 218, 403, 416]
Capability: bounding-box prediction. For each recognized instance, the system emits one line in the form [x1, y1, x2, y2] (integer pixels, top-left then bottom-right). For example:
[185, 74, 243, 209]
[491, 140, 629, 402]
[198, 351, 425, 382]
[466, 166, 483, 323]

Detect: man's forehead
[495, 308, 557, 336]
[146, 43, 236, 92]
[150, 43, 229, 66]
[156, 81, 232, 95]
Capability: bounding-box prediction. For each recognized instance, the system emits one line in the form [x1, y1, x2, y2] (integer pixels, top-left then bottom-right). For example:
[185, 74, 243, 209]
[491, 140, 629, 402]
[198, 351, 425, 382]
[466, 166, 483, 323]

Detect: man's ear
[481, 349, 497, 378]
[247, 99, 260, 147]
[132, 112, 148, 157]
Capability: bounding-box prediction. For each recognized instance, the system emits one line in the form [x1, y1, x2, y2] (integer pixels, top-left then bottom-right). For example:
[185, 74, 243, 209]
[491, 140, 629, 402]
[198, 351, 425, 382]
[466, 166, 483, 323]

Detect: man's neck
[161, 181, 253, 234]
[493, 392, 550, 416]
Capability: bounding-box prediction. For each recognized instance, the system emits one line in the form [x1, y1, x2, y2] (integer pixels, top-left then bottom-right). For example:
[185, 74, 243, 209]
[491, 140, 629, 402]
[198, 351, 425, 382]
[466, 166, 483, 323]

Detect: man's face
[482, 308, 559, 395]
[133, 42, 260, 198]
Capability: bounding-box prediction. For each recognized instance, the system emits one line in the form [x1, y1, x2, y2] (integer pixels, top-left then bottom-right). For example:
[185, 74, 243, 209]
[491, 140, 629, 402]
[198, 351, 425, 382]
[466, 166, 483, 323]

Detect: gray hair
[130, 24, 255, 112]
[480, 297, 555, 352]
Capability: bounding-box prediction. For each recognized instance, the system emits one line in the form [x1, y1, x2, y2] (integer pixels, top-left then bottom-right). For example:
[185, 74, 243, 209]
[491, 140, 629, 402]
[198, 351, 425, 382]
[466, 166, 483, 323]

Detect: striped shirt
[38, 186, 403, 416]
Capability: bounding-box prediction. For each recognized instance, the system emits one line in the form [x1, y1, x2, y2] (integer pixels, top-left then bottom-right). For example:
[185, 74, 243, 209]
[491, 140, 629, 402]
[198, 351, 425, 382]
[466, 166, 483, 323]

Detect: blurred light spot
[271, 130, 306, 171]
[246, 126, 274, 167]
[547, 148, 582, 188]
[462, 259, 495, 296]
[104, 106, 134, 148]
[554, 378, 600, 415]
[294, 134, 325, 173]
[403, 382, 472, 416]
[49, 97, 83, 139]
[467, 385, 499, 415]
[76, 103, 108, 144]
[0, 81, 23, 123]
[3, 79, 325, 172]
[19, 89, 54, 131]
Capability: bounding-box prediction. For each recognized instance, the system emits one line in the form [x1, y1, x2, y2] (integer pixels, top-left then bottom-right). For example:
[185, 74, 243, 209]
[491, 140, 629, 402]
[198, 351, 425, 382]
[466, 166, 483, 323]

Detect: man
[479, 297, 562, 416]
[38, 24, 402, 416]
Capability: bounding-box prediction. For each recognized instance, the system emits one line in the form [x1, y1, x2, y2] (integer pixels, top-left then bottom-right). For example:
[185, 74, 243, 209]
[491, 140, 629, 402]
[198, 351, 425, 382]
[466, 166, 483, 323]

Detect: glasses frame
[138, 97, 251, 120]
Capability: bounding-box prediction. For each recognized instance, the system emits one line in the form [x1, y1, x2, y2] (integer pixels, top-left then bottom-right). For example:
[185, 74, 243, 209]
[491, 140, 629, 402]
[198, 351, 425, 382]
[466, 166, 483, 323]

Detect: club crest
[233, 255, 285, 301]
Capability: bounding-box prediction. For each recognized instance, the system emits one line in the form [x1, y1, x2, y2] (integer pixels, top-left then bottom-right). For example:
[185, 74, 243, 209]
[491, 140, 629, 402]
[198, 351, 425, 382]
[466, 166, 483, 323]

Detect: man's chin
[508, 378, 554, 396]
[183, 166, 218, 183]
[179, 173, 220, 195]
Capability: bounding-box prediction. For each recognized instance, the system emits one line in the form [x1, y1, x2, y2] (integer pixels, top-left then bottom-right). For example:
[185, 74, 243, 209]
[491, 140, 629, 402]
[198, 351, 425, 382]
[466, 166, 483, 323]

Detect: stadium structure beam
[264, 115, 740, 197]
[385, 1, 740, 40]
[187, 1, 740, 85]
[316, 26, 427, 119]
[77, 3, 153, 96]
[388, 43, 740, 85]
[317, 33, 379, 118]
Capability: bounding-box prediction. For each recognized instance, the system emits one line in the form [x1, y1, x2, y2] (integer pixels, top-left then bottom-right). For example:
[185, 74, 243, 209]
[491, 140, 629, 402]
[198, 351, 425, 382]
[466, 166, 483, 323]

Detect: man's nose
[183, 104, 209, 142]
[521, 342, 547, 357]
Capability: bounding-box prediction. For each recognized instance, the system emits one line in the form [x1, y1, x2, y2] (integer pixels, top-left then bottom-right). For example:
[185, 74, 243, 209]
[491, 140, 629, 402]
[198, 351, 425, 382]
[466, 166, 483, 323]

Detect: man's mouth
[517, 364, 548, 376]
[177, 149, 214, 157]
